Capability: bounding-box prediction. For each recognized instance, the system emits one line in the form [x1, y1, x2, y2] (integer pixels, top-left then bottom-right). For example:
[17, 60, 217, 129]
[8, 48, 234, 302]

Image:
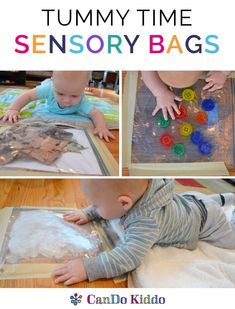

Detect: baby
[52, 179, 235, 285]
[141, 71, 231, 120]
[2, 71, 114, 142]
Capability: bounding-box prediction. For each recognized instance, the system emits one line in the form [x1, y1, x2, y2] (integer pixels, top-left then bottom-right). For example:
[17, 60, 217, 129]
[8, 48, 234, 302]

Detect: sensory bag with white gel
[6, 210, 100, 263]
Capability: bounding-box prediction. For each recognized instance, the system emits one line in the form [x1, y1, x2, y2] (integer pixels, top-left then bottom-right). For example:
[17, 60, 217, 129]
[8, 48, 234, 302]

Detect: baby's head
[158, 71, 202, 88]
[80, 179, 149, 219]
[53, 71, 89, 108]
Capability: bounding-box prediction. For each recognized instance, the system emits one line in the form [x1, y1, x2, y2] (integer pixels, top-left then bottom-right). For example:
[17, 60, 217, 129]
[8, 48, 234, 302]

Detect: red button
[194, 111, 207, 124]
[174, 105, 187, 119]
[160, 133, 174, 147]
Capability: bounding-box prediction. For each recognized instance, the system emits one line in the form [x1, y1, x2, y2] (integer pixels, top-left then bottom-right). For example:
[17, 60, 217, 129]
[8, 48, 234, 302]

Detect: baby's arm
[88, 107, 115, 142]
[63, 210, 89, 225]
[203, 71, 231, 92]
[52, 217, 158, 284]
[141, 71, 181, 120]
[2, 89, 38, 123]
[63, 205, 102, 225]
[52, 258, 87, 285]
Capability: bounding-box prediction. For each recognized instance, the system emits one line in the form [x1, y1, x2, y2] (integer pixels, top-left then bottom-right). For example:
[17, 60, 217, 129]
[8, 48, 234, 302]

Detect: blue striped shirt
[83, 179, 203, 281]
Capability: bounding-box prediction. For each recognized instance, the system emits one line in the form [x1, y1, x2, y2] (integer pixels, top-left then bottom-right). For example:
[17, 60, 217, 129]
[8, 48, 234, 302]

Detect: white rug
[129, 205, 235, 287]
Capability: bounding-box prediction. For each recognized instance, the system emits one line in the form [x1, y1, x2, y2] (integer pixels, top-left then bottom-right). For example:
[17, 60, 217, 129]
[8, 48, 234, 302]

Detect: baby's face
[53, 72, 88, 108]
[80, 181, 126, 220]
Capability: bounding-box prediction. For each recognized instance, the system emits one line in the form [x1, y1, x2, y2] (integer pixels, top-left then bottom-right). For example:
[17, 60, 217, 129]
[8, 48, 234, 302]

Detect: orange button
[194, 111, 207, 124]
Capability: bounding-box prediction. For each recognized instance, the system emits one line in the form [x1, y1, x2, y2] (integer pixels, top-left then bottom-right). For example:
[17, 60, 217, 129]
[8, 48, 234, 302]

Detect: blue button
[198, 141, 213, 155]
[190, 131, 204, 145]
[201, 99, 215, 111]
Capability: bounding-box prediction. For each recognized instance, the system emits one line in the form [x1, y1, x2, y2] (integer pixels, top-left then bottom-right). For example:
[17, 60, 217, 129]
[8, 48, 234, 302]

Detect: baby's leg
[181, 191, 235, 207]
[207, 193, 235, 207]
[198, 198, 235, 249]
[181, 191, 235, 249]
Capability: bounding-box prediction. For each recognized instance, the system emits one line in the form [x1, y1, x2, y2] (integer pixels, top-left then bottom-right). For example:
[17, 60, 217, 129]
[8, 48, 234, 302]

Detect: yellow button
[179, 123, 193, 136]
[182, 89, 195, 102]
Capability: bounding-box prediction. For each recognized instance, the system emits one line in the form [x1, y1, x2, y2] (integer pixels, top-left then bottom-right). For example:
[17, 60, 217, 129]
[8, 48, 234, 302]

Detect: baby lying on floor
[52, 179, 235, 285]
[2, 71, 114, 142]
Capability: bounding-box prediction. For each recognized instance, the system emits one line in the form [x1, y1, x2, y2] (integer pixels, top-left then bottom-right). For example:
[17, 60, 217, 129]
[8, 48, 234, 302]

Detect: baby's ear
[118, 195, 133, 212]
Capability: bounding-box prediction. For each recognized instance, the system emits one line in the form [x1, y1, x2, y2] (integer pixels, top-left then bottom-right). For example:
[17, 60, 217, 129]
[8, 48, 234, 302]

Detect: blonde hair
[53, 71, 89, 82]
[81, 179, 149, 200]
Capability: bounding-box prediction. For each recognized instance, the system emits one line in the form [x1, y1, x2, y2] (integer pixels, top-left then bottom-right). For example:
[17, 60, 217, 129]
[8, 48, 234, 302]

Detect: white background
[0, 0, 234, 70]
[0, 1, 234, 308]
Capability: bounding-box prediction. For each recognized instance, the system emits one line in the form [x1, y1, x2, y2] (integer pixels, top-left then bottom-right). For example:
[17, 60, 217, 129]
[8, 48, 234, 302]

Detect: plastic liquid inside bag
[132, 75, 234, 167]
[6, 210, 98, 263]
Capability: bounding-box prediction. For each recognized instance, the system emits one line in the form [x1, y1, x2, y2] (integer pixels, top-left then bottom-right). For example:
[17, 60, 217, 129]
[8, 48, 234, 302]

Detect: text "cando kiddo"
[86, 294, 166, 304]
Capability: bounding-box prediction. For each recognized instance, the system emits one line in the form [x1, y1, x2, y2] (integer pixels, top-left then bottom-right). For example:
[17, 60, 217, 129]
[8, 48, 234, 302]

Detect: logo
[70, 293, 82, 306]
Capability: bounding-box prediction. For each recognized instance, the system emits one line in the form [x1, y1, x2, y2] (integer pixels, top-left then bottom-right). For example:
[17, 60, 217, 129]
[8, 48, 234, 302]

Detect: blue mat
[0, 88, 119, 129]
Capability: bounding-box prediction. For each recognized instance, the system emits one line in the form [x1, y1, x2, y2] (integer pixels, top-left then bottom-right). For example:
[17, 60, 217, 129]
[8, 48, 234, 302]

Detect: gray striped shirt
[83, 179, 202, 281]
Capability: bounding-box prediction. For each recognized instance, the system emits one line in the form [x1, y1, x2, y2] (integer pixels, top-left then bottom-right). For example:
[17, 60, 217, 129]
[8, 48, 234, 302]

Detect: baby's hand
[63, 210, 89, 225]
[94, 127, 115, 142]
[152, 89, 182, 120]
[52, 258, 87, 285]
[203, 71, 230, 92]
[1, 109, 20, 123]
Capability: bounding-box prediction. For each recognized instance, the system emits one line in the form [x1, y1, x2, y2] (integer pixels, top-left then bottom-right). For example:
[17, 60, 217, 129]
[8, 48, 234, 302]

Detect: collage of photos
[0, 70, 235, 289]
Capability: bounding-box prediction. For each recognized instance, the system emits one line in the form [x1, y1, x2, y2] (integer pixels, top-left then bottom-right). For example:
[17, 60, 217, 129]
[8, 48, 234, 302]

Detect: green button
[156, 115, 171, 128]
[172, 143, 185, 157]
